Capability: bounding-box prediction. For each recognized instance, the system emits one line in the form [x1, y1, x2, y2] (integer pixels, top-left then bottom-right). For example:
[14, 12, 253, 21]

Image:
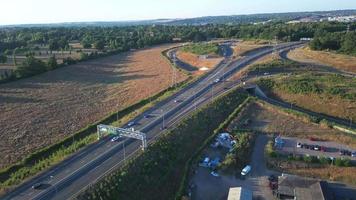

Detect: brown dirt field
[175, 51, 223, 75]
[229, 102, 356, 147]
[0, 44, 186, 169]
[232, 40, 270, 57]
[288, 47, 356, 73]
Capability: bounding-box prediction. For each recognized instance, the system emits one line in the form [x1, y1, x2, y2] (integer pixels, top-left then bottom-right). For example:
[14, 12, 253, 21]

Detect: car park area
[276, 136, 356, 161]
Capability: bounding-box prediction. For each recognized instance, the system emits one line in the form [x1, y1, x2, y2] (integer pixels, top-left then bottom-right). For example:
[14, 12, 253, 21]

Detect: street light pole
[123, 140, 126, 162]
[211, 84, 214, 102]
[116, 104, 119, 122]
[161, 109, 165, 129]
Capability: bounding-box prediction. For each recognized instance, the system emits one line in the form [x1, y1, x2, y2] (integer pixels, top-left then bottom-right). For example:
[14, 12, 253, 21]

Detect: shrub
[335, 158, 344, 167]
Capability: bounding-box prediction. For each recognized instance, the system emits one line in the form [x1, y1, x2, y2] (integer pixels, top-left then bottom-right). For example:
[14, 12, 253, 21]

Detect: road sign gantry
[97, 124, 147, 150]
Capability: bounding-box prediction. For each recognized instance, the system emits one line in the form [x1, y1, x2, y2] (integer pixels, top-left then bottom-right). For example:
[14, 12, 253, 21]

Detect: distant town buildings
[287, 15, 356, 24]
[327, 15, 356, 23]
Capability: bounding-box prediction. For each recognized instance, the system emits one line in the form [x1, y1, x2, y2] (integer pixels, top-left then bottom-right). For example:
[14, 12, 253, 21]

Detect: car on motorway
[127, 121, 135, 127]
[213, 78, 220, 83]
[32, 182, 44, 190]
[263, 72, 269, 76]
[174, 99, 182, 103]
[111, 136, 120, 142]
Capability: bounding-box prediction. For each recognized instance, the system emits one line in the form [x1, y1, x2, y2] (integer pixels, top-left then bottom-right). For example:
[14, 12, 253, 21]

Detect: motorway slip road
[2, 42, 301, 200]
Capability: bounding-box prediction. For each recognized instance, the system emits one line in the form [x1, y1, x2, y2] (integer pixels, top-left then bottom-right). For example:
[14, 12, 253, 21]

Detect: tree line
[0, 21, 355, 82]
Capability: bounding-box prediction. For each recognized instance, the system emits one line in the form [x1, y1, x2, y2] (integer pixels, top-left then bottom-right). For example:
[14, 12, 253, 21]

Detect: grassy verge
[248, 59, 299, 72]
[181, 43, 219, 55]
[257, 99, 356, 135]
[0, 75, 193, 193]
[76, 88, 249, 200]
[256, 73, 356, 122]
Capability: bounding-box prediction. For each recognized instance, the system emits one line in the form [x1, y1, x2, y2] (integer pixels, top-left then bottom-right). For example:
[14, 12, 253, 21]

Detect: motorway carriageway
[2, 42, 302, 200]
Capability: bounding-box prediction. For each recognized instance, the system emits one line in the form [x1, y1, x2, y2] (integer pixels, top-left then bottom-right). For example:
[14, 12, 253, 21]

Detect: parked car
[352, 151, 356, 157]
[320, 146, 327, 152]
[210, 171, 220, 177]
[314, 145, 321, 151]
[296, 142, 302, 148]
[339, 149, 351, 156]
[111, 136, 120, 142]
[241, 165, 251, 177]
[309, 137, 318, 141]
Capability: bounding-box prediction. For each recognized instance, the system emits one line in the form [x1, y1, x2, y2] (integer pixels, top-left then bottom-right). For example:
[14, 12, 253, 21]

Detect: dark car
[339, 149, 351, 156]
[32, 182, 43, 190]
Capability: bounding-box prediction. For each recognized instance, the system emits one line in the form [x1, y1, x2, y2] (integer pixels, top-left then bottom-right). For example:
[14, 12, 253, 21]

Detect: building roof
[278, 175, 325, 200]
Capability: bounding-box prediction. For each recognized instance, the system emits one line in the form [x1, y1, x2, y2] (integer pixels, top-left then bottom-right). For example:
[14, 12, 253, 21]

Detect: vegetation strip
[0, 76, 192, 192]
[76, 88, 249, 200]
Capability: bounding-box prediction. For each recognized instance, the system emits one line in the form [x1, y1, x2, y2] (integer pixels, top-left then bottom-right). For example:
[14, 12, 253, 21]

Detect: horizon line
[1, 8, 355, 27]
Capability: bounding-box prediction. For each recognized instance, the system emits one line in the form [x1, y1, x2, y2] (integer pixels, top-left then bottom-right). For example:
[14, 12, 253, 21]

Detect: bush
[319, 156, 331, 165]
[219, 133, 256, 172]
[335, 158, 344, 167]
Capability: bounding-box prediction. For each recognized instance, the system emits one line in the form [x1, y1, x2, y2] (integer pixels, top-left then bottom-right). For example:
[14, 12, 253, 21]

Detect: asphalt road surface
[2, 42, 302, 200]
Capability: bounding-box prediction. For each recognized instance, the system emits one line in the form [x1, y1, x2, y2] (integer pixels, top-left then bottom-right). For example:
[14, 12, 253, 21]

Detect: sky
[0, 0, 356, 25]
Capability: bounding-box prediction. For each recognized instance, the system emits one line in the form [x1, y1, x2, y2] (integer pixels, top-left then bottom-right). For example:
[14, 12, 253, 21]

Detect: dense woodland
[0, 21, 355, 81]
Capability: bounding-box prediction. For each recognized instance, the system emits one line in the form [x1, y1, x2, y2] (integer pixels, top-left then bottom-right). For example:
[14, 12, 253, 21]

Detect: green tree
[94, 40, 105, 50]
[0, 54, 7, 63]
[48, 39, 59, 52]
[47, 56, 58, 70]
[15, 55, 47, 77]
[341, 32, 356, 54]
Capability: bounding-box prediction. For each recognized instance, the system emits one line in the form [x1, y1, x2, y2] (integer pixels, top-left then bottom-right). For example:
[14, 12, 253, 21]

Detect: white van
[241, 165, 251, 176]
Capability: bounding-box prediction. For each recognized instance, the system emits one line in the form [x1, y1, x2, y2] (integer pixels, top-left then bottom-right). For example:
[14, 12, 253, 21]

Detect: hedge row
[76, 88, 249, 200]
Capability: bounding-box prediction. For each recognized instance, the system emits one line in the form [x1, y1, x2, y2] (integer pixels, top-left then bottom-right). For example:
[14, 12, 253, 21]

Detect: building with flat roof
[227, 187, 252, 200]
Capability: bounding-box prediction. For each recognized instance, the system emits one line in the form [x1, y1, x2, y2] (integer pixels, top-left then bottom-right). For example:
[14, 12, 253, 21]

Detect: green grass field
[181, 43, 219, 55]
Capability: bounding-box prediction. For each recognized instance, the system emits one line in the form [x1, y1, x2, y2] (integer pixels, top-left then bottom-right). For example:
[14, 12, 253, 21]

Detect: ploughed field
[0, 44, 186, 169]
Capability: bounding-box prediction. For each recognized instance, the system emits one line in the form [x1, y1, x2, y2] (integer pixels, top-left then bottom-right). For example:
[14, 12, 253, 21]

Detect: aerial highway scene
[0, 1, 356, 200]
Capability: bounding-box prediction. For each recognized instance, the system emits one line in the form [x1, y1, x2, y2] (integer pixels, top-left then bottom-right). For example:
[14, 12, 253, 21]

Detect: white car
[127, 121, 135, 127]
[210, 171, 219, 177]
[111, 136, 120, 142]
[241, 165, 251, 176]
[296, 142, 302, 148]
[214, 78, 220, 83]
